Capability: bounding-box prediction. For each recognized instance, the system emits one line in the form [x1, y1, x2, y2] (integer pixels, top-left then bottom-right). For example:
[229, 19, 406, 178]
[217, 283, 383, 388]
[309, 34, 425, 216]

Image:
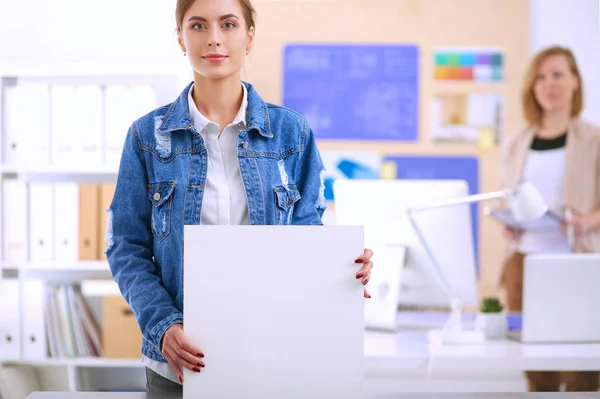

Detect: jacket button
[242, 142, 249, 149]
[153, 192, 161, 201]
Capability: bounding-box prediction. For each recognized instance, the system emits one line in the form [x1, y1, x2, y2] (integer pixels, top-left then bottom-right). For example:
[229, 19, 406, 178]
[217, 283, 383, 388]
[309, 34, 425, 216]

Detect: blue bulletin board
[383, 155, 480, 272]
[283, 44, 419, 141]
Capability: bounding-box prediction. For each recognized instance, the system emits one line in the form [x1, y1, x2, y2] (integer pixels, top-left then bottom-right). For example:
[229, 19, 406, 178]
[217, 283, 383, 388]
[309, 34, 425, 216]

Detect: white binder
[28, 182, 55, 261]
[104, 84, 157, 168]
[50, 84, 103, 166]
[183, 225, 365, 399]
[2, 180, 29, 262]
[74, 85, 103, 166]
[21, 279, 47, 359]
[3, 83, 51, 167]
[53, 182, 79, 262]
[0, 279, 21, 360]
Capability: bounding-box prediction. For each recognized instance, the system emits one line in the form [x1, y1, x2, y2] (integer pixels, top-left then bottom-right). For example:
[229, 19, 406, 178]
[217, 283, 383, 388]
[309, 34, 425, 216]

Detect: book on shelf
[45, 282, 103, 358]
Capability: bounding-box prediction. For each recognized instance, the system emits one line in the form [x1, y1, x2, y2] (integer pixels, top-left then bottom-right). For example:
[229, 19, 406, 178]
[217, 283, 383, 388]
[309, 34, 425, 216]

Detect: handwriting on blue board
[283, 44, 419, 141]
[383, 155, 480, 272]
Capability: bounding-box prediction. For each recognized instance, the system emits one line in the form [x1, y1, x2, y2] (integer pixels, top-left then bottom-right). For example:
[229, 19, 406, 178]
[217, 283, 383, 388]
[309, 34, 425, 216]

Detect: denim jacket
[106, 81, 327, 363]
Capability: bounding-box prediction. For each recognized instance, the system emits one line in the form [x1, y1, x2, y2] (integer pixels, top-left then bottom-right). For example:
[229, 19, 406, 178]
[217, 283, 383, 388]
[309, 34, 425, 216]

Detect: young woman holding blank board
[105, 0, 374, 393]
[499, 46, 600, 392]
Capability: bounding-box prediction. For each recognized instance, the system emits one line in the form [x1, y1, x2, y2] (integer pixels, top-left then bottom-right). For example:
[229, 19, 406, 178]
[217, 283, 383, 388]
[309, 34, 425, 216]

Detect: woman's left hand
[565, 210, 600, 235]
[355, 248, 374, 298]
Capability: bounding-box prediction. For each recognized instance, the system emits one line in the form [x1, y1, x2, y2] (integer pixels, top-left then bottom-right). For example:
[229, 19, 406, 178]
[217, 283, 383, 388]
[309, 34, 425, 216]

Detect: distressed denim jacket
[106, 81, 326, 363]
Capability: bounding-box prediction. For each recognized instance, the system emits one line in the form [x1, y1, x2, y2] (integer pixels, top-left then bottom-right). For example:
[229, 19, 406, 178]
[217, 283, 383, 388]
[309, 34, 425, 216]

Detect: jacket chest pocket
[148, 182, 176, 241]
[274, 185, 301, 225]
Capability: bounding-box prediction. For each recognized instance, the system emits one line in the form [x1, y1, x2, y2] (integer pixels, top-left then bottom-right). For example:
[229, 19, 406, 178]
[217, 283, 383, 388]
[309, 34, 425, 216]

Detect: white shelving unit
[1, 262, 118, 287]
[0, 166, 119, 183]
[0, 62, 184, 395]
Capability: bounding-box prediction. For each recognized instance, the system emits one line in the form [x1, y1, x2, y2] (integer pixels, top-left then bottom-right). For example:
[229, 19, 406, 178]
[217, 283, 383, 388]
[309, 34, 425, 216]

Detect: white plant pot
[475, 312, 507, 340]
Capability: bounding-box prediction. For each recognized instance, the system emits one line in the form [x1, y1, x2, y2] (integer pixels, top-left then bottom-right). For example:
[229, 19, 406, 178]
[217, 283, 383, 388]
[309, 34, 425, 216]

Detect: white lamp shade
[510, 181, 548, 222]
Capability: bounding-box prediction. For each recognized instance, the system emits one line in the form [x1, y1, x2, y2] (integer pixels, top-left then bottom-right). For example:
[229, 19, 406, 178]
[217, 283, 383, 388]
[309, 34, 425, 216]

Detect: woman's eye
[192, 23, 205, 30]
[223, 22, 235, 28]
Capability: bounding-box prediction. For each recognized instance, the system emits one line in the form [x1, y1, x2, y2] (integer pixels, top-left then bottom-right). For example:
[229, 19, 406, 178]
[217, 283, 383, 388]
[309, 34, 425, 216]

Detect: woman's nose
[207, 29, 221, 47]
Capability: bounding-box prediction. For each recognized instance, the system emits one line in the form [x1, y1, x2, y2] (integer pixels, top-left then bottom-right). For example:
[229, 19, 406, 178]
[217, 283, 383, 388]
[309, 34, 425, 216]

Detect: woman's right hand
[161, 323, 205, 382]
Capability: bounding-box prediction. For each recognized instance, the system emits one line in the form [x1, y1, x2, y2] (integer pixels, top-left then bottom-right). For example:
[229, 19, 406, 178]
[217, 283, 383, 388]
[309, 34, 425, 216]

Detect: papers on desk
[484, 207, 563, 232]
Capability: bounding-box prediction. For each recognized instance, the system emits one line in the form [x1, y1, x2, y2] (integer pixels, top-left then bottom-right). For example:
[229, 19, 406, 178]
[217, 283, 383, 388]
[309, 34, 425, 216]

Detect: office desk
[365, 330, 600, 372]
[24, 392, 600, 398]
[11, 331, 600, 394]
[363, 330, 600, 392]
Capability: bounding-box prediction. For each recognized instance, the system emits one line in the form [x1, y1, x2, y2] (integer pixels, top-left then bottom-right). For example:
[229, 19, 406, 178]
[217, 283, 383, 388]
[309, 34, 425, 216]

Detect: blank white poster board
[182, 225, 365, 399]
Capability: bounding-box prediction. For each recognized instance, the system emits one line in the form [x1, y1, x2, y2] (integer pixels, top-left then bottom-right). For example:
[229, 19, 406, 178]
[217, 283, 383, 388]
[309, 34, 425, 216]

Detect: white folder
[2, 180, 29, 262]
[104, 84, 157, 168]
[74, 85, 103, 166]
[183, 225, 365, 399]
[0, 278, 22, 360]
[28, 182, 55, 261]
[50, 84, 77, 166]
[21, 279, 48, 359]
[3, 83, 51, 167]
[50, 84, 103, 166]
[53, 182, 79, 262]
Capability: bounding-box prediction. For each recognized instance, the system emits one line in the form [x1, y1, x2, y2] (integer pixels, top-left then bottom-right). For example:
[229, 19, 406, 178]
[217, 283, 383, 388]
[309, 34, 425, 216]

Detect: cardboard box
[101, 295, 143, 359]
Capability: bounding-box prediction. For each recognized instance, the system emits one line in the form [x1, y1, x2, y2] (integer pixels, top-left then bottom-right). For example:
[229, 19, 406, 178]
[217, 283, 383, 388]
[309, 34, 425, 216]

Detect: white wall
[0, 0, 598, 122]
[530, 0, 600, 125]
[0, 0, 180, 64]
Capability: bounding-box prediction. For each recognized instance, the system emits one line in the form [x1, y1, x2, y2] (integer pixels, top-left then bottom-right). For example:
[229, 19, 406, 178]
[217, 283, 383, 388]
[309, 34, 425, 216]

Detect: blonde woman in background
[500, 46, 600, 392]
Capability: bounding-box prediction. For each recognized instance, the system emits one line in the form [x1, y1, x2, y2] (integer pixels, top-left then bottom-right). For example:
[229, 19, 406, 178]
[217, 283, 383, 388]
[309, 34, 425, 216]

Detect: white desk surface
[25, 393, 600, 399]
[364, 330, 600, 374]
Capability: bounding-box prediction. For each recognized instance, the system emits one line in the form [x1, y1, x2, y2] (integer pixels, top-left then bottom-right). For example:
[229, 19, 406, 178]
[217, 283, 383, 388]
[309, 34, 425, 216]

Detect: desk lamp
[406, 180, 547, 345]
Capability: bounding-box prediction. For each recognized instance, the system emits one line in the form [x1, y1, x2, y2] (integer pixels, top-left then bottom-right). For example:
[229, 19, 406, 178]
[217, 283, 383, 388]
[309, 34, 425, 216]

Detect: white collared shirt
[188, 83, 249, 226]
[142, 83, 249, 385]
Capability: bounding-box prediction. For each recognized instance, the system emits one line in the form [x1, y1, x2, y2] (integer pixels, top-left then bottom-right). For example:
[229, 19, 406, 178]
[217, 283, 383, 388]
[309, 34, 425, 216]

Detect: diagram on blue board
[321, 151, 382, 201]
[283, 44, 419, 141]
[382, 155, 480, 272]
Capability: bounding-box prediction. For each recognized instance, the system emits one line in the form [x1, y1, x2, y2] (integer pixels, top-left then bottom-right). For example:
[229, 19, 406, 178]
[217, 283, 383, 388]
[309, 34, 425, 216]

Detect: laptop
[508, 253, 600, 343]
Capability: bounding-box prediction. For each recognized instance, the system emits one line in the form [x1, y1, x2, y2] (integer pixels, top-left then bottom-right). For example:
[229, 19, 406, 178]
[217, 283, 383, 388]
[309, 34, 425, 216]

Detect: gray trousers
[145, 367, 183, 395]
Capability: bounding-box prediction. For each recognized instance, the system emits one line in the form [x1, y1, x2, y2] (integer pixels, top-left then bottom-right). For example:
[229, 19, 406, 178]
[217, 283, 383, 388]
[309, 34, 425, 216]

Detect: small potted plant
[475, 297, 508, 339]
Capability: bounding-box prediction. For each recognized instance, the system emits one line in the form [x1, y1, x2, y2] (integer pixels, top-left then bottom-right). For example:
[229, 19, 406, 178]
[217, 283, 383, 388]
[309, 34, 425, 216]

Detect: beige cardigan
[499, 117, 600, 262]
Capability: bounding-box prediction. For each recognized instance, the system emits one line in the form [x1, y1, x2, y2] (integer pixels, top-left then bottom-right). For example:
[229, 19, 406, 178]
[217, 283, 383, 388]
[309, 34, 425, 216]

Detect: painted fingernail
[364, 279, 369, 285]
[355, 259, 363, 263]
[179, 376, 183, 383]
[356, 273, 363, 278]
[197, 353, 204, 358]
[193, 367, 201, 373]
[368, 293, 372, 298]
[197, 362, 205, 367]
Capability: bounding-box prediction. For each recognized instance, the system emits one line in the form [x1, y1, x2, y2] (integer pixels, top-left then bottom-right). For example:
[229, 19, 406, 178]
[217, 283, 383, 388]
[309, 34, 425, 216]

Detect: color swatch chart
[434, 48, 503, 82]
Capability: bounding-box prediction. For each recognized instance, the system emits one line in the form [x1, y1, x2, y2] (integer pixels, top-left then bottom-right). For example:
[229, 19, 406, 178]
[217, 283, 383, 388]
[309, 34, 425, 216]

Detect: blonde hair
[176, 0, 256, 32]
[521, 46, 584, 125]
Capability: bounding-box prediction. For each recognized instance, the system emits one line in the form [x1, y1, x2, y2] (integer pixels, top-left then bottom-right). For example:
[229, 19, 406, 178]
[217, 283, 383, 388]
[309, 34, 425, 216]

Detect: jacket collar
[155, 80, 273, 138]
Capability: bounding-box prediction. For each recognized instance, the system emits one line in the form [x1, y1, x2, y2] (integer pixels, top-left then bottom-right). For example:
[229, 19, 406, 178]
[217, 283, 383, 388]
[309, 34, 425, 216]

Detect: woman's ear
[246, 27, 255, 52]
[177, 33, 186, 54]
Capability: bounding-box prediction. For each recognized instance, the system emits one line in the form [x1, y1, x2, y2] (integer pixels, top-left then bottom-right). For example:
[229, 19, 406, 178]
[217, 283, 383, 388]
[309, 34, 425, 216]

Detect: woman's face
[178, 0, 254, 81]
[533, 54, 579, 115]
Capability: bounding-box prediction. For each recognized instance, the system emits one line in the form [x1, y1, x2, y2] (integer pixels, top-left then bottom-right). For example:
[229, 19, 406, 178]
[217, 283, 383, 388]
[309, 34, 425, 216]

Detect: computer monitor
[332, 179, 478, 309]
